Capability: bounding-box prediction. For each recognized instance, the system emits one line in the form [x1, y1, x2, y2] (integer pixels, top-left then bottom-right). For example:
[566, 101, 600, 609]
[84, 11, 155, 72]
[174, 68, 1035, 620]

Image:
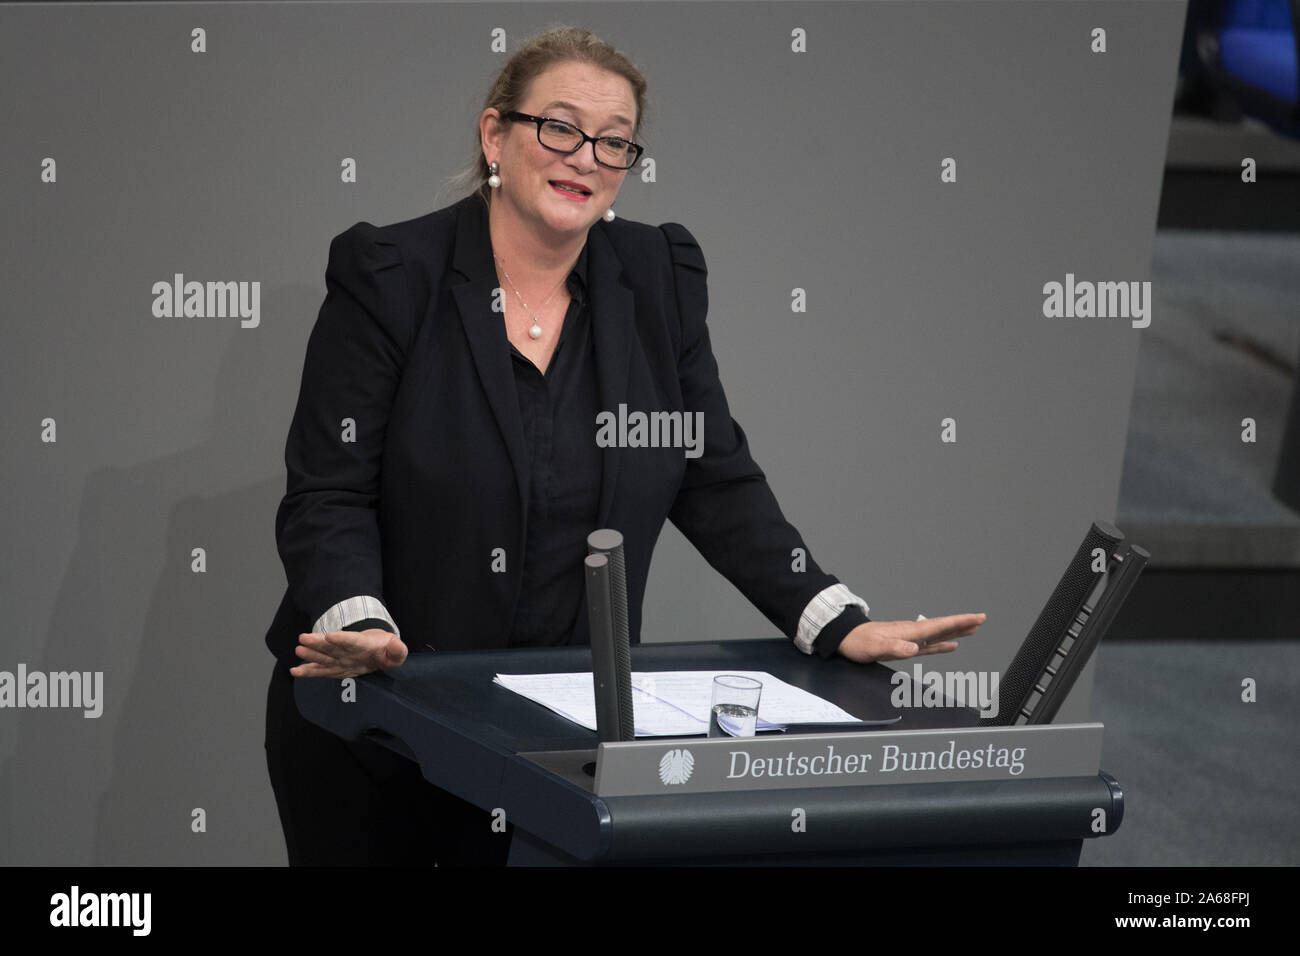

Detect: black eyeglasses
[505, 111, 644, 170]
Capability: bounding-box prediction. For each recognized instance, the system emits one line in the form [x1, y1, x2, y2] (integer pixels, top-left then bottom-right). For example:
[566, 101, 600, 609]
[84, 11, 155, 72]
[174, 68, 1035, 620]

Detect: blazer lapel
[450, 197, 531, 513]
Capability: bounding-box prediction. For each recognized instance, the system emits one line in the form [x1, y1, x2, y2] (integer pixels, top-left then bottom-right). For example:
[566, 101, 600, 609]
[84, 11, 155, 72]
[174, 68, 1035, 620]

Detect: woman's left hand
[835, 613, 986, 664]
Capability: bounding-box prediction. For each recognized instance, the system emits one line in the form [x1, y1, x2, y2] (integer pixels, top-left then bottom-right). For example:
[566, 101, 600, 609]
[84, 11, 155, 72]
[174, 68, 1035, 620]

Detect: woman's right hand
[290, 628, 408, 679]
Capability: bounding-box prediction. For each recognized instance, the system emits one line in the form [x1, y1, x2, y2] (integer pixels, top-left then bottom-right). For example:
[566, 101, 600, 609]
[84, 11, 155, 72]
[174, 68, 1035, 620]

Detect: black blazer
[264, 193, 862, 669]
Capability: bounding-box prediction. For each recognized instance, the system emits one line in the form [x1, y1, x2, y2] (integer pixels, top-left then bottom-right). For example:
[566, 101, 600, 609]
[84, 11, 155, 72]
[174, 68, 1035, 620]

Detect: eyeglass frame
[502, 111, 644, 170]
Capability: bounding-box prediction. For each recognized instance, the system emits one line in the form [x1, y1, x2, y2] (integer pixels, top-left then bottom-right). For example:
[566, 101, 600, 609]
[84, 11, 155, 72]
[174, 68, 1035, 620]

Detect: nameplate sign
[592, 723, 1103, 797]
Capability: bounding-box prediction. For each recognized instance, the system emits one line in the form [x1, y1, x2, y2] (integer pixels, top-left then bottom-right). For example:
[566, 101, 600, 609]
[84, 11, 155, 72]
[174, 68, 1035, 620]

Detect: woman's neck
[486, 195, 583, 285]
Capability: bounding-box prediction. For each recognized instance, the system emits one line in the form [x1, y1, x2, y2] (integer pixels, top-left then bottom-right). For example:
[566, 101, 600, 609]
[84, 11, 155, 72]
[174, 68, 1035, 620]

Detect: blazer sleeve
[660, 222, 868, 653]
[274, 222, 413, 637]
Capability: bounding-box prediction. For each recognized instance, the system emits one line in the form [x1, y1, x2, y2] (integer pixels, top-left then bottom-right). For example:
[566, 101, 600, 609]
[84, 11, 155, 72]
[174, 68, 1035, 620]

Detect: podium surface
[294, 638, 1122, 865]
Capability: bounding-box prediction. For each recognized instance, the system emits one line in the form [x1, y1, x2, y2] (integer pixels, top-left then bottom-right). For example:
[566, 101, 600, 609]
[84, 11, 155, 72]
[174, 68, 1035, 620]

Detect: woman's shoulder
[338, 207, 452, 261]
[329, 196, 469, 261]
[598, 214, 706, 274]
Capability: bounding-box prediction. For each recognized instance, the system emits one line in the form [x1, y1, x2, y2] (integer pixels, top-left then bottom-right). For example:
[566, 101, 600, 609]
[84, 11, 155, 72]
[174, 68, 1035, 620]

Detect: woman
[264, 26, 986, 866]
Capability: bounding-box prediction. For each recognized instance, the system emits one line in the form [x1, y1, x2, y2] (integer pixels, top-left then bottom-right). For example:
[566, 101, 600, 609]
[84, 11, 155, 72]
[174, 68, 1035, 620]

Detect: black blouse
[503, 244, 601, 647]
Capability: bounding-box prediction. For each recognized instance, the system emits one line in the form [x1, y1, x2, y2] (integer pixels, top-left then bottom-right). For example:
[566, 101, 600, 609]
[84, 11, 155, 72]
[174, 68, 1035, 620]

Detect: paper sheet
[492, 670, 901, 737]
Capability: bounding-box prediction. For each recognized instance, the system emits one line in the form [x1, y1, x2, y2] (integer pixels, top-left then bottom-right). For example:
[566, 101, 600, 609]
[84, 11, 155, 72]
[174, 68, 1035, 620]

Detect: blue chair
[1197, 0, 1300, 138]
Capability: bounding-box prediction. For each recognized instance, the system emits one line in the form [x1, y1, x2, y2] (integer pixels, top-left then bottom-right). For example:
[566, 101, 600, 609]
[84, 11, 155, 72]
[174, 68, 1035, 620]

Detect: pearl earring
[487, 161, 500, 188]
[603, 207, 616, 222]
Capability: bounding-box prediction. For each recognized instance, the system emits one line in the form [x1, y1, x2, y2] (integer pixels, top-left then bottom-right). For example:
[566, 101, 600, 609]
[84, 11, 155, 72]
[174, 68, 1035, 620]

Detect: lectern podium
[294, 639, 1123, 865]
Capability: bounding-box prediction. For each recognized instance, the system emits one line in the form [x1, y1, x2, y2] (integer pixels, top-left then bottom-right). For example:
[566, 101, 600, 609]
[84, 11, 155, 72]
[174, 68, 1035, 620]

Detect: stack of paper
[492, 670, 901, 737]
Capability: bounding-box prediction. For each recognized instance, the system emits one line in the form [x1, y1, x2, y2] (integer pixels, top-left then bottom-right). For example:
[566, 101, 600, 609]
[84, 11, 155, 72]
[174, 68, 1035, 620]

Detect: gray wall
[0, 1, 1185, 863]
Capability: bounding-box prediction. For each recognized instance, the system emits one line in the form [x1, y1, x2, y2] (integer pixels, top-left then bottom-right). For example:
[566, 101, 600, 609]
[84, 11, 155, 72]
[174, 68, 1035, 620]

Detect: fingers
[914, 640, 960, 655]
[892, 638, 959, 658]
[908, 613, 985, 647]
[885, 623, 971, 660]
[920, 624, 980, 646]
[300, 631, 374, 662]
[289, 661, 352, 679]
[839, 614, 987, 665]
[294, 631, 405, 677]
[293, 642, 336, 665]
[917, 612, 986, 637]
[294, 636, 356, 671]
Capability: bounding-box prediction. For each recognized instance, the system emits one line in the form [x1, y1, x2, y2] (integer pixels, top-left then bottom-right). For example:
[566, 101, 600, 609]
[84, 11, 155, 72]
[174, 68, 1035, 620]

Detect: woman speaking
[263, 25, 986, 866]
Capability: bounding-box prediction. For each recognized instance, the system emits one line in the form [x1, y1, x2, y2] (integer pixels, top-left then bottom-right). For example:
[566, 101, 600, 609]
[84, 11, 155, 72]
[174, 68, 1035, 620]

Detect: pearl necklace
[493, 253, 568, 340]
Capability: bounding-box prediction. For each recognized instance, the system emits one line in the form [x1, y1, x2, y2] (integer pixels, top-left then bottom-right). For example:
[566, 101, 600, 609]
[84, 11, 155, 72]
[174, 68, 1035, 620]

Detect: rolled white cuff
[795, 584, 870, 655]
[311, 595, 400, 638]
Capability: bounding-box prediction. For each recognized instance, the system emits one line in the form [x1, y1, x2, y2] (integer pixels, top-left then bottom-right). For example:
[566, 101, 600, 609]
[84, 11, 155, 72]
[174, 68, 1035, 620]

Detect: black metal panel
[599, 775, 1119, 862]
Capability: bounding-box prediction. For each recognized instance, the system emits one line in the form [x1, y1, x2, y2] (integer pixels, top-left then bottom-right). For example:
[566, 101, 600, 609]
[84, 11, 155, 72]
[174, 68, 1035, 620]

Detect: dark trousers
[264, 662, 513, 866]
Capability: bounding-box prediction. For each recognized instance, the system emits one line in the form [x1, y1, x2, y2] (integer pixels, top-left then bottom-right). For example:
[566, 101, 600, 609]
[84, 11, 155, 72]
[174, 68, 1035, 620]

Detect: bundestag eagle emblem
[658, 748, 695, 785]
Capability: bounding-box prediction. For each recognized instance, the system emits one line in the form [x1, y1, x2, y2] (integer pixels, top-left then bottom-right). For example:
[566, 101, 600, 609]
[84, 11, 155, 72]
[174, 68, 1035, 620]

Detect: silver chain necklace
[493, 253, 568, 341]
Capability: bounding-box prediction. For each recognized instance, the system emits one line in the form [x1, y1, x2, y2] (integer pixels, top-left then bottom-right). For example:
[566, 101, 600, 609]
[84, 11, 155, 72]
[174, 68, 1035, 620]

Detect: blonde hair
[437, 24, 650, 207]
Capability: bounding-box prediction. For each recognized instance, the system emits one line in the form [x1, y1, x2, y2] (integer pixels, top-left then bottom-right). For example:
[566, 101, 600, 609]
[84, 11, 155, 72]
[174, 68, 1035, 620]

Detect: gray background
[0, 1, 1184, 863]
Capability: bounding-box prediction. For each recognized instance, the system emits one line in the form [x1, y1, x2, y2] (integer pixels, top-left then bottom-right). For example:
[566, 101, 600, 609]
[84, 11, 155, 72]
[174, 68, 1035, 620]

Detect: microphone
[983, 520, 1148, 725]
[585, 529, 635, 743]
